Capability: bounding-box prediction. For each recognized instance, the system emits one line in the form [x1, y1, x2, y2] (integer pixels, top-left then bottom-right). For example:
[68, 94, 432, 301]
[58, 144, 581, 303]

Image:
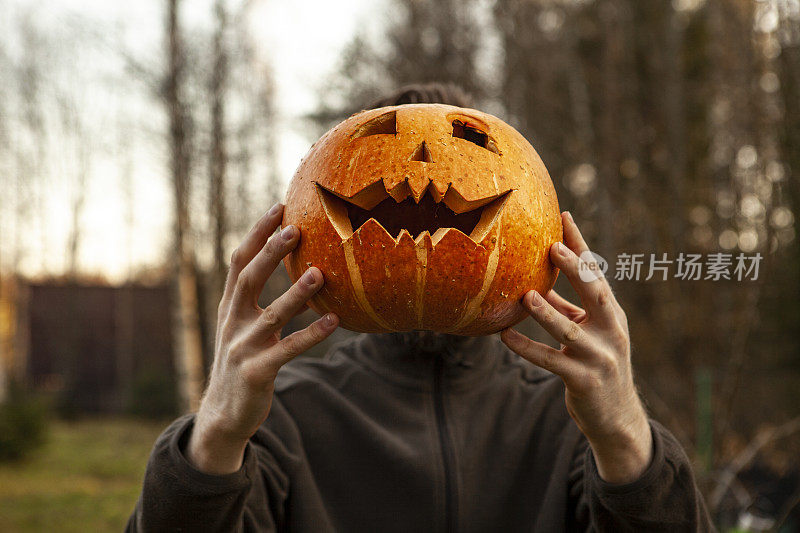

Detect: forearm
[586, 402, 653, 484]
[187, 411, 249, 475]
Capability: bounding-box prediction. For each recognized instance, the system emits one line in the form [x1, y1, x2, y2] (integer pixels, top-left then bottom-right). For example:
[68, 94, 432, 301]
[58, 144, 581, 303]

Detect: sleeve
[568, 419, 715, 532]
[126, 414, 289, 533]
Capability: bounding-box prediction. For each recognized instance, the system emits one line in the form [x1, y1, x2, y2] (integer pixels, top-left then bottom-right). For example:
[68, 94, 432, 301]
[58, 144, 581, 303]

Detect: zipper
[433, 353, 458, 533]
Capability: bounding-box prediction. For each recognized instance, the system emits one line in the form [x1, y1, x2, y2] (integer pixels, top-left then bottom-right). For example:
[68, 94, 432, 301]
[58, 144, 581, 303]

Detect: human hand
[501, 212, 652, 483]
[187, 204, 339, 474]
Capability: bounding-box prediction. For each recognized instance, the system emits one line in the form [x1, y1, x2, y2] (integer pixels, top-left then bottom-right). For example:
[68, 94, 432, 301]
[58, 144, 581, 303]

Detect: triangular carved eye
[409, 141, 432, 162]
[352, 110, 397, 137]
[452, 120, 500, 154]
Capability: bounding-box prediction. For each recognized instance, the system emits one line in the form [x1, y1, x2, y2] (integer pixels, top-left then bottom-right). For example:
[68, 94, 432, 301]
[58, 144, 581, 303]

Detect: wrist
[588, 411, 653, 484]
[186, 414, 249, 475]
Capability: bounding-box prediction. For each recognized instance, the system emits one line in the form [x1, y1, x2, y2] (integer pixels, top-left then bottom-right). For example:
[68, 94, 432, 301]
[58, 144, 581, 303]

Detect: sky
[245, 0, 382, 175]
[3, 0, 382, 281]
[55, 0, 380, 174]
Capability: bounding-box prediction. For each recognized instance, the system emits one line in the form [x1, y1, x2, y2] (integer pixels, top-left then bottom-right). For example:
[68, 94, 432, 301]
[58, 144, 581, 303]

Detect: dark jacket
[127, 334, 713, 532]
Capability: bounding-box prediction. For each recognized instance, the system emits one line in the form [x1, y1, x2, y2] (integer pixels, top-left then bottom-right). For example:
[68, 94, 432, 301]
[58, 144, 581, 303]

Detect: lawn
[0, 417, 168, 532]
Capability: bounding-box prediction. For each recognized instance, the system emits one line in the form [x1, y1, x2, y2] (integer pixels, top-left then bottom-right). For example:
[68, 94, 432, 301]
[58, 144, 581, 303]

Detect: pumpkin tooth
[413, 231, 432, 245]
[407, 175, 429, 203]
[316, 183, 354, 240]
[387, 180, 413, 203]
[470, 190, 512, 244]
[428, 181, 447, 203]
[440, 185, 505, 214]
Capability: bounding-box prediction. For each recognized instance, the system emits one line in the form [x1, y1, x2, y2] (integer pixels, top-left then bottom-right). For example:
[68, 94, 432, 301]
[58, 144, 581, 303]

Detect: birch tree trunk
[208, 0, 229, 328]
[165, 0, 205, 412]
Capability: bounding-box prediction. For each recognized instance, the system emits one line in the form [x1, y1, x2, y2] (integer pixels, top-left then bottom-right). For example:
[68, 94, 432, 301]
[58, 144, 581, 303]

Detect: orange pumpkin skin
[283, 104, 562, 336]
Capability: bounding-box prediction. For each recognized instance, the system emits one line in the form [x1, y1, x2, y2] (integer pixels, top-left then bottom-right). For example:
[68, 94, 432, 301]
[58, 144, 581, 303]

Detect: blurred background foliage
[0, 0, 799, 530]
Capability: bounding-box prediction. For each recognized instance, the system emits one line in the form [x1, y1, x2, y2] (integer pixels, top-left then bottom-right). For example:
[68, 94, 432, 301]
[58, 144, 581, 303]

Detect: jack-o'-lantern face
[283, 104, 561, 336]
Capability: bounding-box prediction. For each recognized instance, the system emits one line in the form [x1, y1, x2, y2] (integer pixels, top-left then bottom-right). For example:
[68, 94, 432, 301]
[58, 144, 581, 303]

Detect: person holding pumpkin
[128, 84, 713, 532]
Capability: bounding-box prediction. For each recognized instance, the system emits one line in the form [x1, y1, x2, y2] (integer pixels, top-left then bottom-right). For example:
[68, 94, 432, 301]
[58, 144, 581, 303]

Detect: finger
[560, 211, 620, 316]
[222, 204, 284, 308]
[550, 241, 615, 321]
[292, 303, 309, 318]
[544, 289, 586, 322]
[231, 224, 300, 315]
[271, 313, 339, 367]
[522, 290, 593, 352]
[562, 211, 590, 255]
[501, 328, 583, 380]
[241, 313, 338, 384]
[271, 304, 310, 342]
[252, 268, 324, 338]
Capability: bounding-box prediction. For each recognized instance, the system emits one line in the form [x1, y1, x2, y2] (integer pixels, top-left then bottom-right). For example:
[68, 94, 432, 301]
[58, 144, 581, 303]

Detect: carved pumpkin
[283, 104, 561, 336]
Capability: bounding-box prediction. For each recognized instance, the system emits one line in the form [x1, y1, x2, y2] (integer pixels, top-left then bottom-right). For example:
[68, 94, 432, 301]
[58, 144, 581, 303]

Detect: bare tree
[58, 96, 90, 278]
[164, 0, 205, 412]
[208, 0, 229, 318]
[0, 18, 9, 403]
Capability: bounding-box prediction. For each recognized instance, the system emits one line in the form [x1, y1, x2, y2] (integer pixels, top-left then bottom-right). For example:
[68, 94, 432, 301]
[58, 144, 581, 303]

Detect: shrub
[0, 383, 49, 461]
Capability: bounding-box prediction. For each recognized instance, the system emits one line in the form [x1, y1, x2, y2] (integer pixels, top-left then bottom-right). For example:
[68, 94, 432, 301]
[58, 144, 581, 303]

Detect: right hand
[187, 203, 339, 474]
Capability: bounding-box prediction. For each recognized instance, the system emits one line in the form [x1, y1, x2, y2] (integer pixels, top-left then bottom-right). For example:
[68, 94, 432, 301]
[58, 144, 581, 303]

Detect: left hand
[501, 211, 653, 484]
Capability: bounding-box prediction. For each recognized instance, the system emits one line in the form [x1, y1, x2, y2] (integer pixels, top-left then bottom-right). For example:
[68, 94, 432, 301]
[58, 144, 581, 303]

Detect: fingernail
[555, 242, 567, 257]
[528, 290, 543, 308]
[323, 313, 336, 327]
[564, 211, 574, 223]
[301, 269, 317, 286]
[281, 225, 297, 240]
[268, 203, 281, 216]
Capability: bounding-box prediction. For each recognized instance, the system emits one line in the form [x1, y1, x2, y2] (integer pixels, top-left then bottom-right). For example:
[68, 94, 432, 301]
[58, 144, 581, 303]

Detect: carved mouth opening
[348, 192, 480, 239]
[316, 181, 510, 245]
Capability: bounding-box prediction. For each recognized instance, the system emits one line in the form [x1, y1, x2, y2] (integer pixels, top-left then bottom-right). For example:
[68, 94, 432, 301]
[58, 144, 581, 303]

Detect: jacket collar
[340, 332, 504, 392]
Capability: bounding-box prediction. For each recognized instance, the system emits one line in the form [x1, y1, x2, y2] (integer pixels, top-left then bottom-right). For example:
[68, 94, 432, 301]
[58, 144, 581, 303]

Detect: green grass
[0, 417, 168, 532]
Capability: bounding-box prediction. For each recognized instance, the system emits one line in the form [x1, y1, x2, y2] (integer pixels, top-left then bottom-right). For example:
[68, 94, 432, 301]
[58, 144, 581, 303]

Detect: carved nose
[409, 141, 432, 163]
